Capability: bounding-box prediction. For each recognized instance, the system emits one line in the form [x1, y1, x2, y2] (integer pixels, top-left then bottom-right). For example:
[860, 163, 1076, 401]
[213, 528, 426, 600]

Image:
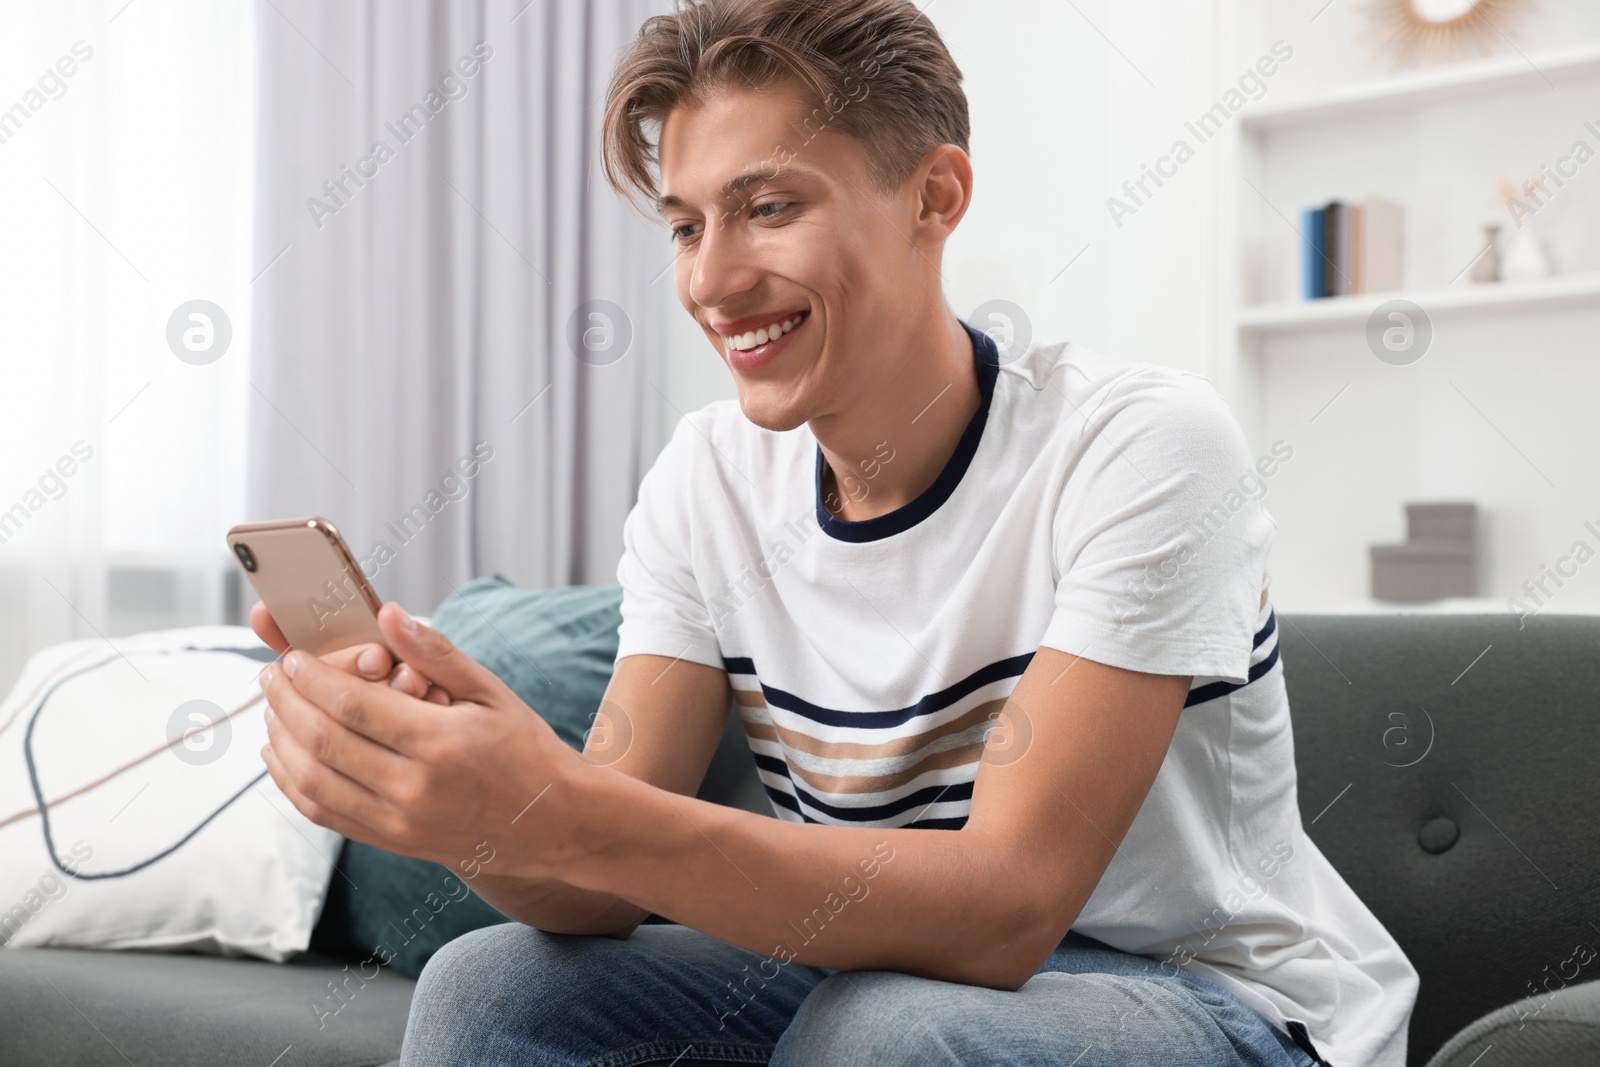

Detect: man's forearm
[465, 867, 648, 937]
[534, 764, 1068, 989]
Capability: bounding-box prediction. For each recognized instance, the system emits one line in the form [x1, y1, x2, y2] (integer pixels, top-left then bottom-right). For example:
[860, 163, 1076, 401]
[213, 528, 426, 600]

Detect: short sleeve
[613, 414, 724, 670]
[1038, 376, 1274, 684]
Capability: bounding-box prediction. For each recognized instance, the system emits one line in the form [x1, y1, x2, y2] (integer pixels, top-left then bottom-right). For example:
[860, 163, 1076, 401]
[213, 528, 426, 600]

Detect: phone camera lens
[234, 542, 257, 573]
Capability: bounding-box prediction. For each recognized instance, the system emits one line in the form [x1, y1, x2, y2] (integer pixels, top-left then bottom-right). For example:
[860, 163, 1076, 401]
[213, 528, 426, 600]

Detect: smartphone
[226, 517, 391, 657]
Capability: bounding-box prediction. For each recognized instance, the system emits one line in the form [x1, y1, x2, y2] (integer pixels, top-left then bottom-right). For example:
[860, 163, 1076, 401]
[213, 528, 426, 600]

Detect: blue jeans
[398, 922, 1320, 1066]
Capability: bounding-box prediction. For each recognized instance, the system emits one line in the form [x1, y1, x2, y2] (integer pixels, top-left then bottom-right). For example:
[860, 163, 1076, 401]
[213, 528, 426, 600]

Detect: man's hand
[256, 601, 586, 877]
[249, 599, 450, 704]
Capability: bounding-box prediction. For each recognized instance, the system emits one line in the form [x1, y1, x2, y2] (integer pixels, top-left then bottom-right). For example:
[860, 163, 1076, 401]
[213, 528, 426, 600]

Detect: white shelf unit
[1214, 34, 1600, 434]
[1237, 271, 1600, 336]
[1210, 7, 1600, 612]
[1238, 41, 1600, 133]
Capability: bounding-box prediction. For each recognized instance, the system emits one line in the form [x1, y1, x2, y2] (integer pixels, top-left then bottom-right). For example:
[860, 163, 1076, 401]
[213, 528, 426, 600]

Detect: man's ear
[911, 143, 973, 247]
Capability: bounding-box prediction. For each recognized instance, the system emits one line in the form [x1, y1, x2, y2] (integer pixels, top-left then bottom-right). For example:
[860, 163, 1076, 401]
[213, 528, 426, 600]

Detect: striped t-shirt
[614, 319, 1418, 1067]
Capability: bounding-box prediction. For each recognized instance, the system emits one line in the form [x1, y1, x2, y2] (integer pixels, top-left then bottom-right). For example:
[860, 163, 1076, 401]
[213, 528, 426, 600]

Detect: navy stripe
[731, 651, 1033, 730]
[728, 612, 1278, 723]
[1186, 635, 1281, 708]
[757, 783, 965, 830]
[793, 776, 975, 823]
[1183, 610, 1280, 708]
[752, 752, 794, 778]
[751, 752, 975, 823]
[814, 320, 1001, 543]
[760, 781, 808, 820]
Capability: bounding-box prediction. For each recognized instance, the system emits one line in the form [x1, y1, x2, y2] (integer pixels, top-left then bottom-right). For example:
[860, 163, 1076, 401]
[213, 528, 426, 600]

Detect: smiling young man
[252, 1, 1419, 1064]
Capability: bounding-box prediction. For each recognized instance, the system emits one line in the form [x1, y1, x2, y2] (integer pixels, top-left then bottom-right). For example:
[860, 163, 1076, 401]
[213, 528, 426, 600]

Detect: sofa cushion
[1278, 613, 1600, 1066]
[0, 628, 342, 961]
[1425, 977, 1600, 1066]
[0, 945, 413, 1067]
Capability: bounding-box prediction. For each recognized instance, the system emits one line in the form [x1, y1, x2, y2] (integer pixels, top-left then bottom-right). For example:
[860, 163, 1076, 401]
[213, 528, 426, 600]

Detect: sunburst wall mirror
[1363, 0, 1537, 68]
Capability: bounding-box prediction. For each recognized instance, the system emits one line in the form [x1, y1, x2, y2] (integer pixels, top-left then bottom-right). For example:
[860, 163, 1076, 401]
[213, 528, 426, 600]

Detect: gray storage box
[1371, 541, 1476, 601]
[1371, 501, 1479, 601]
[1404, 502, 1477, 546]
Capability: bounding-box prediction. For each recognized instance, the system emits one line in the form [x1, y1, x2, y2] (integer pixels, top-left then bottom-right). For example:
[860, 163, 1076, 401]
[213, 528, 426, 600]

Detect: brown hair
[601, 0, 970, 213]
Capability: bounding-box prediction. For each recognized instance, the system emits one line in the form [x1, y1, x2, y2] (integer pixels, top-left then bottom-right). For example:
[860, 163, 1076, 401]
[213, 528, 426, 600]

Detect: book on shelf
[1361, 199, 1404, 294]
[1302, 197, 1402, 300]
[1303, 206, 1323, 300]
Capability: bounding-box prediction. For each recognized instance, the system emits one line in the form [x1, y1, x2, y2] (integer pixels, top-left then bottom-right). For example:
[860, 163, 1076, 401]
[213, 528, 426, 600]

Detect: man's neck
[812, 311, 980, 523]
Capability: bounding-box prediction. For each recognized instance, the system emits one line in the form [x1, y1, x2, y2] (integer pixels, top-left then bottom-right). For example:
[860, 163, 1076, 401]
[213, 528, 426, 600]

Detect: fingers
[377, 602, 503, 705]
[250, 601, 290, 655]
[386, 662, 443, 701]
[250, 602, 394, 683]
[274, 648, 436, 758]
[259, 735, 397, 846]
[261, 660, 421, 802]
[323, 643, 395, 682]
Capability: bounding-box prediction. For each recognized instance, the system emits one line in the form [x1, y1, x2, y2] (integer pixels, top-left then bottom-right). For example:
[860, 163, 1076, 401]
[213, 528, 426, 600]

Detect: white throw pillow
[0, 625, 342, 962]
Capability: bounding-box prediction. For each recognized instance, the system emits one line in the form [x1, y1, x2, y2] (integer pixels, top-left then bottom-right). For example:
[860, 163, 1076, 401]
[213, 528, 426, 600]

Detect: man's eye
[754, 202, 790, 219]
[670, 222, 699, 243]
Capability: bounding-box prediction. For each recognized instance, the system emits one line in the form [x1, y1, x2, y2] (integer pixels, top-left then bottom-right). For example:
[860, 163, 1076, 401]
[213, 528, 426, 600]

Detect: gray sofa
[4, 613, 1597, 1066]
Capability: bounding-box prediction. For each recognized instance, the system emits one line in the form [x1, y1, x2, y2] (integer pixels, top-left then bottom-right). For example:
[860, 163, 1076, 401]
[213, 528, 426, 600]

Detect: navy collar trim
[814, 319, 1000, 544]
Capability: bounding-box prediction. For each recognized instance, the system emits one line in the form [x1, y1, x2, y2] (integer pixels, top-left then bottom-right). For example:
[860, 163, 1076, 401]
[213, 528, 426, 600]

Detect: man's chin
[733, 386, 810, 433]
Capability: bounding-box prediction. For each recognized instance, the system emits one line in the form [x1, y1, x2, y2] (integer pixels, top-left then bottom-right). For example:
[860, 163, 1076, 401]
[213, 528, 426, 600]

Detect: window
[0, 0, 257, 691]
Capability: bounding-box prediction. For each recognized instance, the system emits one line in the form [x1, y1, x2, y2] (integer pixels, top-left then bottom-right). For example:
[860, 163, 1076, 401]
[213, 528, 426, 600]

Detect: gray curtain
[247, 0, 667, 612]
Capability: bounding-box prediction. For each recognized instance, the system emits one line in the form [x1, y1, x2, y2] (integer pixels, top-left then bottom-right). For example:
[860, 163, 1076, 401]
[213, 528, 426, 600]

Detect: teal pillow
[427, 575, 625, 748]
[307, 838, 509, 980]
[309, 578, 624, 977]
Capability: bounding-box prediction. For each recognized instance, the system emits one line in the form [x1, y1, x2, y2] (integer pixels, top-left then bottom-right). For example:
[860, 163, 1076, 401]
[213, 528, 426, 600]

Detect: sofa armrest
[1426, 977, 1600, 1067]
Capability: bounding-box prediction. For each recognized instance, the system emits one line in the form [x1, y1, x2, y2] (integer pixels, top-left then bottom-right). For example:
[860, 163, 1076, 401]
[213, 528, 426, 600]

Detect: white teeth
[727, 314, 804, 351]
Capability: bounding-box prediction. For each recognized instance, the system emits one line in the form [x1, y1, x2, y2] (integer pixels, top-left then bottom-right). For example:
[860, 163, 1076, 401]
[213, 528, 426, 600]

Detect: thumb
[377, 601, 502, 705]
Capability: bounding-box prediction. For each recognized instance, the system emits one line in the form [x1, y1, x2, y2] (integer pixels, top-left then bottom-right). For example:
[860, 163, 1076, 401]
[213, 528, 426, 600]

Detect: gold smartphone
[226, 517, 391, 656]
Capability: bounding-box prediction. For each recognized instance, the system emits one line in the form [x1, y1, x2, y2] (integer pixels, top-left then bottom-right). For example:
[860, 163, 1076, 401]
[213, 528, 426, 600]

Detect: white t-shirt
[614, 319, 1419, 1066]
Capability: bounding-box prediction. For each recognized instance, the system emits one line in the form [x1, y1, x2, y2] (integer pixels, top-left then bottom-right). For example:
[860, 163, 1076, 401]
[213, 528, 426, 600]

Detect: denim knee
[773, 971, 958, 1067]
[400, 922, 579, 1066]
[402, 922, 811, 1067]
[413, 922, 549, 1007]
[772, 966, 1262, 1067]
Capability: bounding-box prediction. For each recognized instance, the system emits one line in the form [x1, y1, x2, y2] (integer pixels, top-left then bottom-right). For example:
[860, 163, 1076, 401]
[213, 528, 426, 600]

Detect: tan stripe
[778, 739, 987, 795]
[741, 696, 1005, 761]
[732, 688, 766, 709]
[0, 690, 266, 832]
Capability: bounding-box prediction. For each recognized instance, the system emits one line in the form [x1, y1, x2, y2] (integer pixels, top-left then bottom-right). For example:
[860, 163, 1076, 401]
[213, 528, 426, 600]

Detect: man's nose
[688, 210, 761, 310]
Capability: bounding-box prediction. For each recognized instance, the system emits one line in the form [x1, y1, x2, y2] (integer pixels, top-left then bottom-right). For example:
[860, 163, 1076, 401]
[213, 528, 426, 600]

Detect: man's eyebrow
[654, 164, 824, 215]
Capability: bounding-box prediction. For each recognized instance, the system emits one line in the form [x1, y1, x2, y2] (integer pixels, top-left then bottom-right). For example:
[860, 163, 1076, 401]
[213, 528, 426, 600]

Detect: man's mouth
[723, 309, 809, 353]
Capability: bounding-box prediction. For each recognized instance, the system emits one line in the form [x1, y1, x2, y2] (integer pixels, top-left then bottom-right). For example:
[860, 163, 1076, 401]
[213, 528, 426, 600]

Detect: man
[254, 1, 1419, 1063]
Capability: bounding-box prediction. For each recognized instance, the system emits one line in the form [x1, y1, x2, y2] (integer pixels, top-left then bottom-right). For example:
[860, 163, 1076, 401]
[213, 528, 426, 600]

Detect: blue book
[1305, 207, 1326, 300]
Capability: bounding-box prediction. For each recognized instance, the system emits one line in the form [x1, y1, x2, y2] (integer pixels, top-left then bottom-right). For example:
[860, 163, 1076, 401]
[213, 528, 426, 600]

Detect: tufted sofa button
[1419, 817, 1459, 854]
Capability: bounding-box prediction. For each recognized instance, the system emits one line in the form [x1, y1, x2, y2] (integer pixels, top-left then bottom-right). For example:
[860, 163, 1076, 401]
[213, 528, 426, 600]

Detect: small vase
[1471, 225, 1501, 284]
[1503, 224, 1550, 282]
